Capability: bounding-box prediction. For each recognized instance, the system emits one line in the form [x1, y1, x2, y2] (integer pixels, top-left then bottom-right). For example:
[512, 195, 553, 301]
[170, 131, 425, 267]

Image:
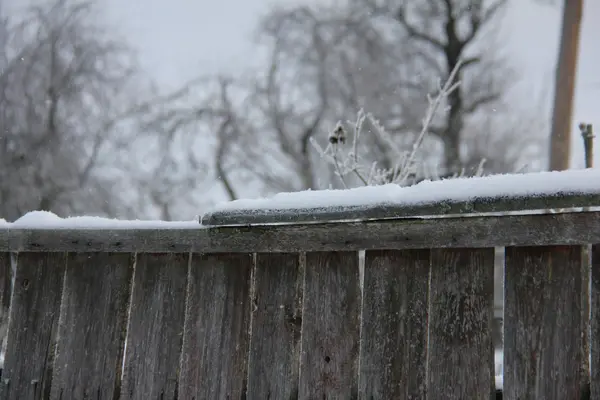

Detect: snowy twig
[311, 59, 465, 188]
[396, 59, 463, 183]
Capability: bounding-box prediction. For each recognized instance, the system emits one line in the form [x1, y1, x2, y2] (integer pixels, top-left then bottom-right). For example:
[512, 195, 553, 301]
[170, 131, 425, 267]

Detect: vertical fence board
[591, 244, 600, 399]
[299, 251, 361, 400]
[0, 252, 66, 400]
[428, 248, 494, 399]
[504, 246, 583, 400]
[120, 253, 188, 400]
[0, 252, 12, 311]
[581, 245, 591, 395]
[178, 253, 252, 399]
[0, 252, 11, 364]
[246, 253, 302, 399]
[359, 249, 429, 399]
[50, 252, 134, 399]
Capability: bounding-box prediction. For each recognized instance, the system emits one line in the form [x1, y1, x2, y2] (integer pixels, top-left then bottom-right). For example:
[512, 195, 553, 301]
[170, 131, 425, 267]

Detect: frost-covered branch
[311, 59, 468, 188]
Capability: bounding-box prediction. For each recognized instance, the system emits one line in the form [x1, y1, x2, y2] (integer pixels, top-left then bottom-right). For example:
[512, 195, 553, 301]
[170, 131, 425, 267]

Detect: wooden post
[548, 0, 584, 171]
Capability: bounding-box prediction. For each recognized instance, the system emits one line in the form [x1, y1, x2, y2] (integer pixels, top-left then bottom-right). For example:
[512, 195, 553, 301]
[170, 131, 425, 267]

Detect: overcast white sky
[101, 0, 598, 167]
[7, 0, 600, 168]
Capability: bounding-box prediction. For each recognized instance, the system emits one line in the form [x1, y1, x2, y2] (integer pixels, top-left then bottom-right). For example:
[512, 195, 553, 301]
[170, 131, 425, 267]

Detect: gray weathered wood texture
[50, 252, 134, 400]
[178, 253, 252, 400]
[120, 253, 188, 400]
[0, 252, 11, 311]
[359, 249, 430, 399]
[591, 244, 600, 399]
[201, 191, 600, 225]
[504, 246, 583, 399]
[581, 245, 591, 393]
[0, 252, 9, 370]
[427, 248, 495, 399]
[246, 253, 302, 399]
[0, 203, 596, 398]
[4, 211, 600, 253]
[298, 251, 361, 399]
[0, 252, 66, 400]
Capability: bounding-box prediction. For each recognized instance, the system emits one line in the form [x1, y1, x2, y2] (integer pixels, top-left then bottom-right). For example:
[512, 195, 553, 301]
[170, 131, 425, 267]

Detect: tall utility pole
[0, 0, 6, 69]
[548, 0, 584, 171]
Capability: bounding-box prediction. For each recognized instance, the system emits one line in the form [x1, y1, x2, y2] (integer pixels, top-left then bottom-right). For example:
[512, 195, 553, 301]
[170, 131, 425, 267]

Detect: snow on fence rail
[0, 169, 599, 399]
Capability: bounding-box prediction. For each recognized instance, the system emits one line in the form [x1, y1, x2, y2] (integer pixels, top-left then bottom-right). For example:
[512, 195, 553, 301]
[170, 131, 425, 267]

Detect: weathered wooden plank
[0, 252, 12, 350]
[0, 252, 12, 311]
[0, 252, 66, 400]
[246, 253, 302, 399]
[504, 246, 583, 399]
[120, 253, 188, 400]
[359, 249, 429, 399]
[299, 251, 361, 399]
[178, 253, 252, 399]
[5, 211, 600, 253]
[50, 252, 134, 399]
[427, 248, 495, 399]
[591, 244, 600, 399]
[581, 245, 591, 397]
[201, 192, 600, 225]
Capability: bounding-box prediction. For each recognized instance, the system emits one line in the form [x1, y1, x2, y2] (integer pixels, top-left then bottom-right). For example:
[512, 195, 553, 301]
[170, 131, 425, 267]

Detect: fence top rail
[2, 169, 600, 253]
[200, 169, 600, 226]
[1, 210, 600, 253]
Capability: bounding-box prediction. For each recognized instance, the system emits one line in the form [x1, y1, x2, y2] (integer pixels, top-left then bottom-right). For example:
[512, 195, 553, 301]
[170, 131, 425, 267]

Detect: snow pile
[207, 168, 600, 213]
[1, 210, 201, 229]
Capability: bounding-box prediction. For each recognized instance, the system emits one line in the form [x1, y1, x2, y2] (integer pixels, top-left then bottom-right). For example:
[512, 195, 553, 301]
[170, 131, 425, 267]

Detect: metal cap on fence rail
[0, 169, 599, 399]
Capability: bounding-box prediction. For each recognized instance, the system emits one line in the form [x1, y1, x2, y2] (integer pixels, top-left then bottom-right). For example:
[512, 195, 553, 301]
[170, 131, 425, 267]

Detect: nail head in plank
[299, 251, 361, 399]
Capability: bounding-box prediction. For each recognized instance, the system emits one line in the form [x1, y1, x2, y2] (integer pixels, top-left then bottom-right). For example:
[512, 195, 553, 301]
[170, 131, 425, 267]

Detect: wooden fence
[0, 191, 599, 399]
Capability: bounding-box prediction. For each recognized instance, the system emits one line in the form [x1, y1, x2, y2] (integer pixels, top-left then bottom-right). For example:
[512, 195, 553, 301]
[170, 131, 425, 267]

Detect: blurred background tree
[1, 0, 588, 222]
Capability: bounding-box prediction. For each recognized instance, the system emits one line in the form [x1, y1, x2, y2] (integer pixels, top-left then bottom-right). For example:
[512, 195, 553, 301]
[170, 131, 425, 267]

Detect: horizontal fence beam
[201, 192, 600, 226]
[0, 211, 599, 253]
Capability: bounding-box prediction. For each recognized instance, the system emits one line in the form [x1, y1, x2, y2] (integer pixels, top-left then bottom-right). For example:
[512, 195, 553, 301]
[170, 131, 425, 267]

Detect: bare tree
[134, 0, 544, 215]
[119, 76, 249, 219]
[0, 0, 153, 221]
[232, 0, 541, 188]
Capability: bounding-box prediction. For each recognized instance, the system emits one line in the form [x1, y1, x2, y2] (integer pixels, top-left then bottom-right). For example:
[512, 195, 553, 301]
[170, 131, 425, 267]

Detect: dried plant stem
[397, 59, 463, 183]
